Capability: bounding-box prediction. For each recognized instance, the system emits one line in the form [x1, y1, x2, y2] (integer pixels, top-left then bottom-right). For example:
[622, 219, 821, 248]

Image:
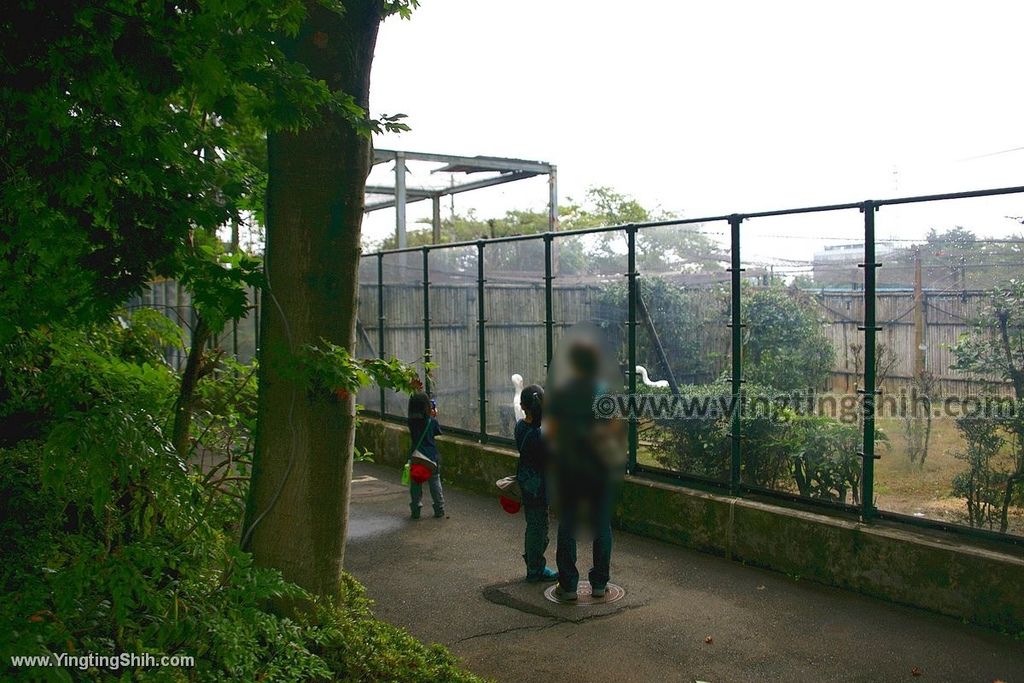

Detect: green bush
[742, 284, 834, 393]
[0, 318, 483, 682]
[651, 382, 864, 503]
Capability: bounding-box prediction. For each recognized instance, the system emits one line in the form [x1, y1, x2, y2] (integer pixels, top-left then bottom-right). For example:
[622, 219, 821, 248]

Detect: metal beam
[365, 185, 435, 199]
[373, 148, 553, 174]
[364, 171, 540, 213]
[365, 195, 431, 213]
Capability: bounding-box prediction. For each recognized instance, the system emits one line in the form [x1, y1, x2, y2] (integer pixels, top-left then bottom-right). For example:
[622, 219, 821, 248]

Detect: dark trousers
[523, 504, 550, 578]
[555, 478, 613, 591]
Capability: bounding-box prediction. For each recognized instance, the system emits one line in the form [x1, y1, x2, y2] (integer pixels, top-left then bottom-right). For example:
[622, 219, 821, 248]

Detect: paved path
[345, 463, 1023, 683]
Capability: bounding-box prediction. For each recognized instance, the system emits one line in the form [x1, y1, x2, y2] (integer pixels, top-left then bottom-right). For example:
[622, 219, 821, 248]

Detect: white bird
[511, 374, 526, 422]
[636, 365, 669, 389]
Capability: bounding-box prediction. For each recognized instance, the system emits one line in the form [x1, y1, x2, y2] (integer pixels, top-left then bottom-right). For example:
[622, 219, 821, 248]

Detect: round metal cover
[544, 581, 624, 605]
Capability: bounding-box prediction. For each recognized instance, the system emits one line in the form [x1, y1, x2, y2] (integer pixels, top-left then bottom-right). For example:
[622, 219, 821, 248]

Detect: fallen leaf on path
[704, 636, 713, 644]
[911, 667, 922, 677]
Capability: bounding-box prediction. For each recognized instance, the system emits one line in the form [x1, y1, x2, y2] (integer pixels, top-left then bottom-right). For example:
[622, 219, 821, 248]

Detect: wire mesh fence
[134, 184, 1024, 544]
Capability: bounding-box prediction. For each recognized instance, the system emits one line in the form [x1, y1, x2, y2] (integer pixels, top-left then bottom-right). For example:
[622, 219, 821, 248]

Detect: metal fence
[358, 185, 1024, 545]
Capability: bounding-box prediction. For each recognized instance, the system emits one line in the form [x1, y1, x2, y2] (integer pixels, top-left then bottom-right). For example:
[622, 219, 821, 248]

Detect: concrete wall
[356, 418, 1024, 633]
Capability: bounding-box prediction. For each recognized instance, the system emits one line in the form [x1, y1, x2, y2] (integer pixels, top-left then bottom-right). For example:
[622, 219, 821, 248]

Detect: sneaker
[410, 508, 421, 520]
[554, 586, 578, 601]
[526, 567, 559, 583]
[591, 584, 607, 598]
[433, 508, 446, 518]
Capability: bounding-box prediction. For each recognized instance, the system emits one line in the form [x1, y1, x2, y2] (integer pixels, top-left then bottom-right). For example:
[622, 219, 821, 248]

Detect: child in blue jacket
[514, 384, 557, 582]
[408, 392, 445, 519]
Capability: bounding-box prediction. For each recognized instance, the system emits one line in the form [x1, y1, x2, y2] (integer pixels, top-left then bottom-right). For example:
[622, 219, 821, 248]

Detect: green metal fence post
[860, 200, 881, 520]
[422, 247, 432, 395]
[544, 233, 554, 370]
[626, 225, 639, 473]
[476, 241, 487, 441]
[728, 214, 745, 495]
[377, 252, 386, 416]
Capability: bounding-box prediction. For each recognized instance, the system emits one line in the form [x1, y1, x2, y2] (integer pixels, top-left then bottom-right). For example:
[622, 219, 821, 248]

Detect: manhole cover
[544, 581, 625, 605]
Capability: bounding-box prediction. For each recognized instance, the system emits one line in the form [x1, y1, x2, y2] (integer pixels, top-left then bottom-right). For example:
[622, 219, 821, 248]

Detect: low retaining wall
[356, 418, 1024, 633]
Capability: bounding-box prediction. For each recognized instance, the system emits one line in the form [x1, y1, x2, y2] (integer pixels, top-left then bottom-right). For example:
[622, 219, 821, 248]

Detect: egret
[636, 365, 669, 389]
[511, 374, 526, 421]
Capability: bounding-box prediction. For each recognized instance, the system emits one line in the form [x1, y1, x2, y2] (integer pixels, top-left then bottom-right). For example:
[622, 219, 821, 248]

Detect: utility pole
[431, 195, 441, 245]
[913, 246, 925, 379]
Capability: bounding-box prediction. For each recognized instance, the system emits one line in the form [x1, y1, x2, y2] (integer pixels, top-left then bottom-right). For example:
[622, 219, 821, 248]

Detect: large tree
[242, 0, 413, 598]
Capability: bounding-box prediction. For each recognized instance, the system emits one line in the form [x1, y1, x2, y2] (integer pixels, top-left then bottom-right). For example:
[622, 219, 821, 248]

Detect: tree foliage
[950, 280, 1024, 531]
[0, 0, 487, 678]
[0, 0, 410, 341]
[742, 283, 835, 393]
[374, 186, 724, 273]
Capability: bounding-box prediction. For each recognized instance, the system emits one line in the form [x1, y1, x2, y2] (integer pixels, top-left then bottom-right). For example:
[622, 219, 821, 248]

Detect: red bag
[410, 463, 433, 484]
[499, 496, 522, 514]
[496, 475, 522, 514]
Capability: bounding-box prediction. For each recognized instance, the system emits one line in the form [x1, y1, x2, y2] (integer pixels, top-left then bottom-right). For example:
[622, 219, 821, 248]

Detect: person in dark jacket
[546, 338, 624, 601]
[408, 392, 445, 519]
[514, 384, 558, 583]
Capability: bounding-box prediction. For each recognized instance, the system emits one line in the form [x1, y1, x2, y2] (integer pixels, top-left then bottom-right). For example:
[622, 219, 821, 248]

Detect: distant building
[811, 242, 1000, 291]
[812, 243, 894, 289]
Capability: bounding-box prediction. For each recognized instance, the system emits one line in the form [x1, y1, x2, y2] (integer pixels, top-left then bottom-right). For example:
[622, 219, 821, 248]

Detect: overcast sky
[362, 0, 1023, 265]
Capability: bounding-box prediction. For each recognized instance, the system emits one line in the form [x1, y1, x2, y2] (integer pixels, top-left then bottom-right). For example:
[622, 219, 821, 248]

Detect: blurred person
[545, 326, 625, 600]
[514, 383, 558, 583]
[407, 392, 445, 519]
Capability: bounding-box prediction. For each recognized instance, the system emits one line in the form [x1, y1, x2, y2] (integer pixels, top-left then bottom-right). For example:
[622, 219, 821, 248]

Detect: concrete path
[345, 463, 1023, 683]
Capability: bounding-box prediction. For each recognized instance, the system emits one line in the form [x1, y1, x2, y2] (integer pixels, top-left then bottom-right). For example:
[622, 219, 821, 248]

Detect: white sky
[363, 0, 1024, 266]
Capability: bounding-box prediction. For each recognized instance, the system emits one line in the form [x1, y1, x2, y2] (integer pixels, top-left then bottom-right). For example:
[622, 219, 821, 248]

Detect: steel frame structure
[365, 149, 558, 248]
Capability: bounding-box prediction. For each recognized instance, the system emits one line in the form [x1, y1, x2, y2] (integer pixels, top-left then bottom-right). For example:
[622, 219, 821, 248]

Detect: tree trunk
[172, 315, 211, 458]
[243, 0, 381, 599]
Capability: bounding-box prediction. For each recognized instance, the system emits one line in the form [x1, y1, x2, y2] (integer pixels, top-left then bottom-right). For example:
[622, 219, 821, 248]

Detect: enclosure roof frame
[364, 148, 559, 247]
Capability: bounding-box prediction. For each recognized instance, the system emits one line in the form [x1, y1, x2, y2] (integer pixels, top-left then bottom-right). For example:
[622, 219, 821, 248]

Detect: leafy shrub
[0, 318, 482, 682]
[742, 284, 834, 393]
[651, 382, 865, 503]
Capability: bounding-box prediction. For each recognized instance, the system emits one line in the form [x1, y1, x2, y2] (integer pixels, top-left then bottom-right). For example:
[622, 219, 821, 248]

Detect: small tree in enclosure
[951, 280, 1024, 532]
[742, 284, 835, 394]
[650, 383, 863, 503]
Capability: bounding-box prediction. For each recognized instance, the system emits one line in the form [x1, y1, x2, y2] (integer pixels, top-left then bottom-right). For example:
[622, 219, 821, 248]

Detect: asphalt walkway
[345, 462, 1023, 683]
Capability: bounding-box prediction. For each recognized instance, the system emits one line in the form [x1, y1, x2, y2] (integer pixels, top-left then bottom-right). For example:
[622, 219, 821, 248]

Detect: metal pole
[544, 234, 554, 370]
[477, 241, 487, 441]
[626, 225, 638, 473]
[860, 201, 881, 520]
[423, 247, 432, 395]
[728, 215, 745, 495]
[395, 151, 407, 249]
[377, 252, 386, 417]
